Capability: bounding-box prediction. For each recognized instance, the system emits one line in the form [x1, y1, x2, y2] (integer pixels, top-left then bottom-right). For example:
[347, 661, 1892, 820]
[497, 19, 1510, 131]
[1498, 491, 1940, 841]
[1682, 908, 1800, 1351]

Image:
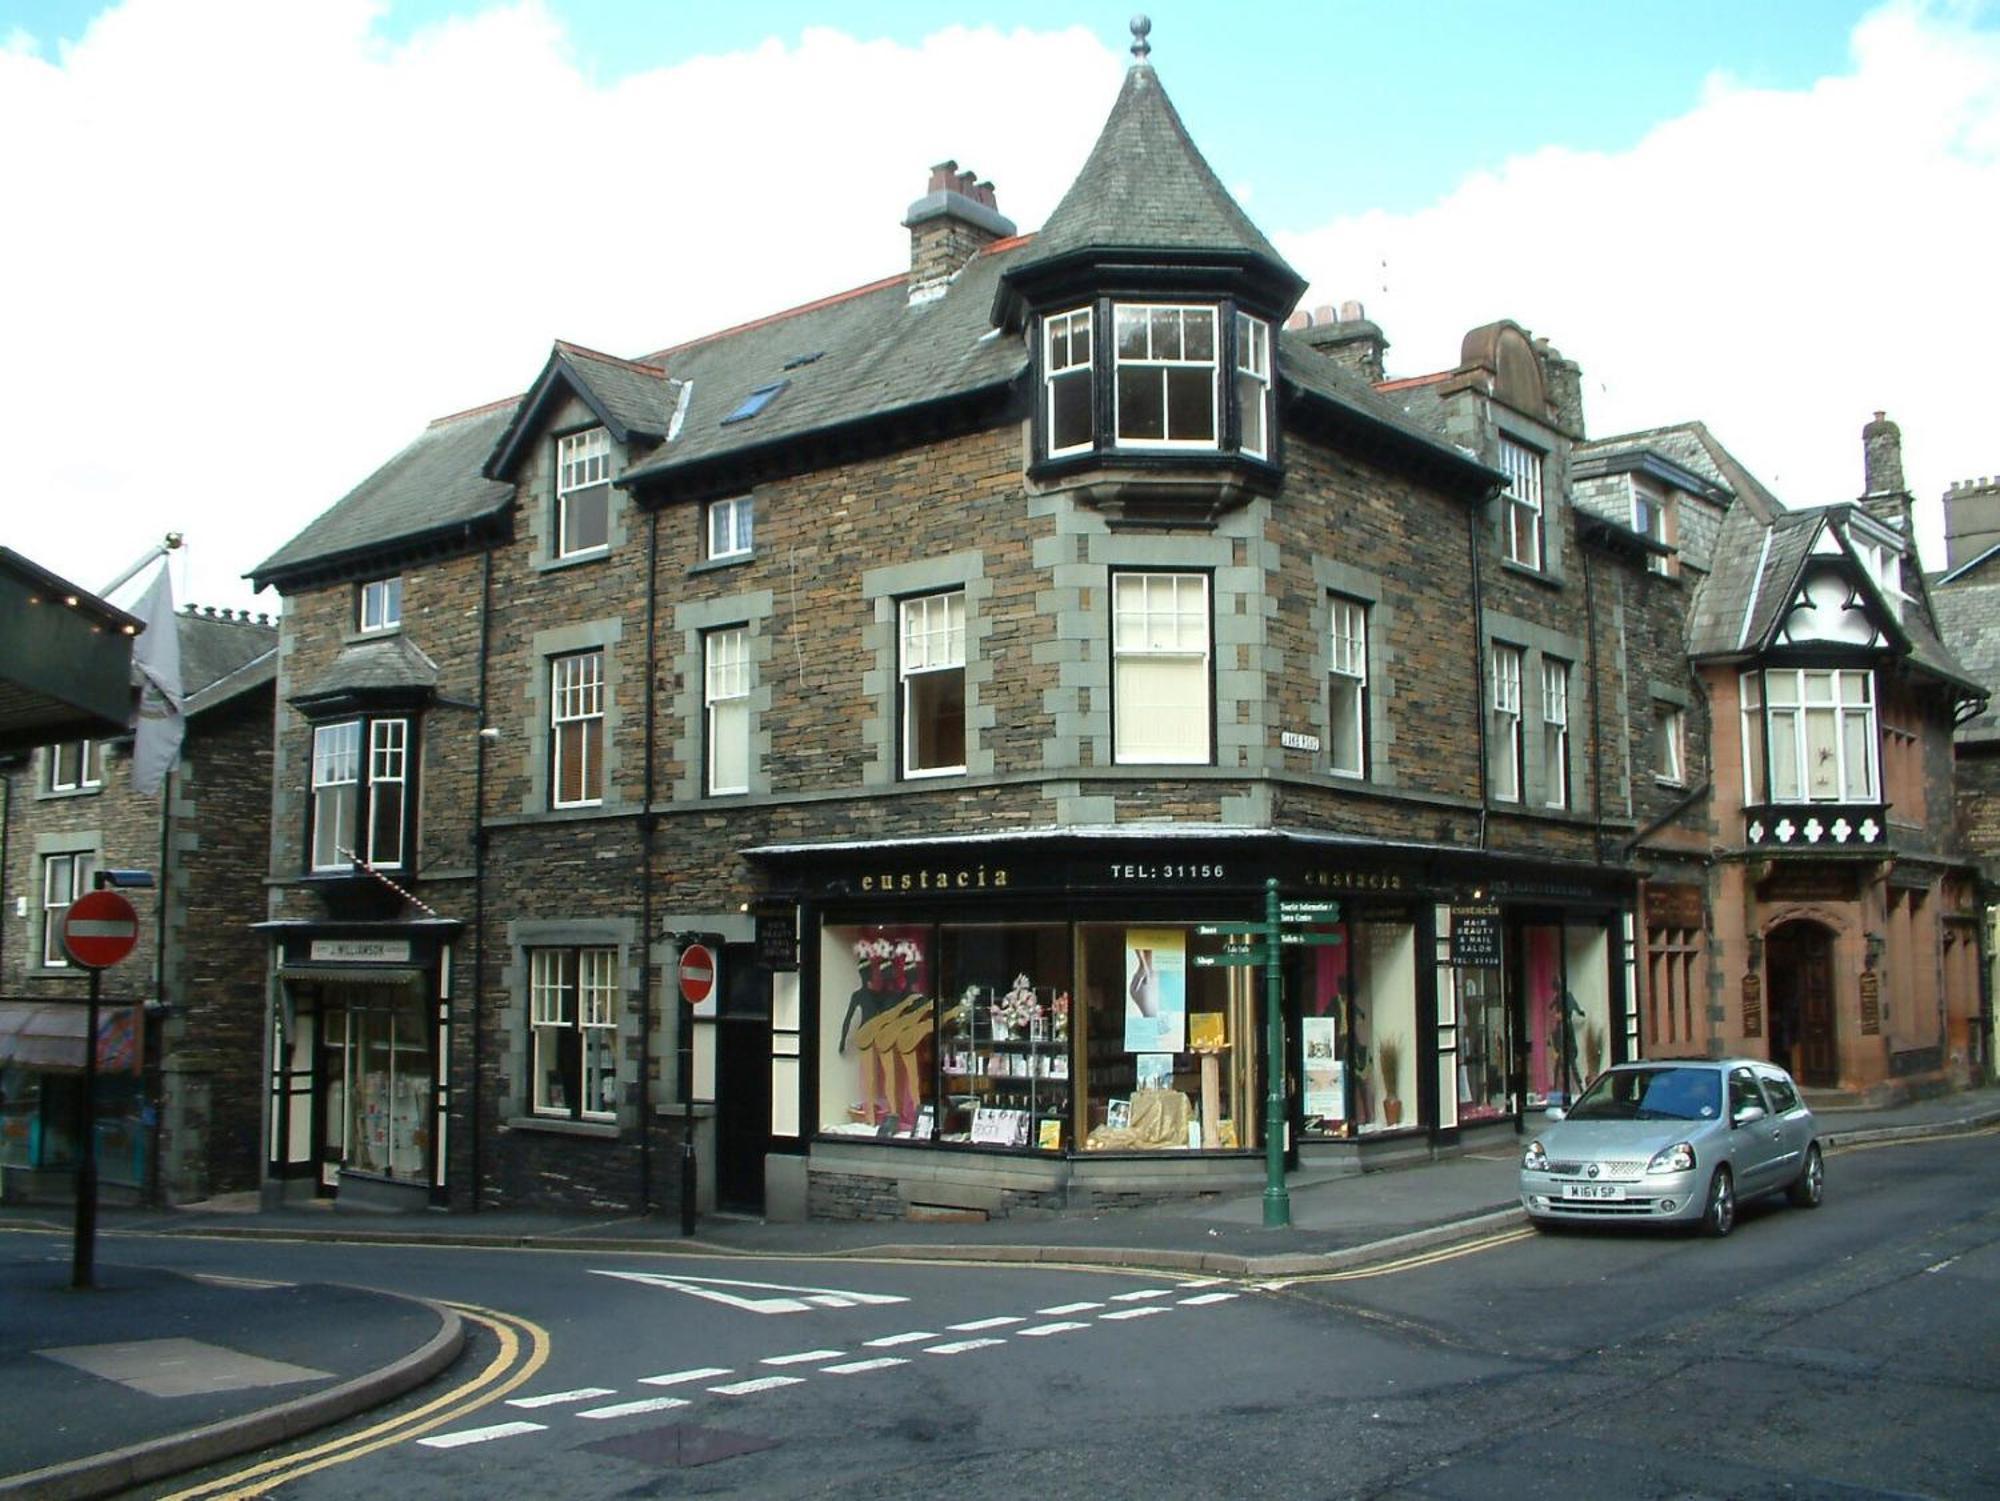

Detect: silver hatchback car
[1520, 1058, 1823, 1236]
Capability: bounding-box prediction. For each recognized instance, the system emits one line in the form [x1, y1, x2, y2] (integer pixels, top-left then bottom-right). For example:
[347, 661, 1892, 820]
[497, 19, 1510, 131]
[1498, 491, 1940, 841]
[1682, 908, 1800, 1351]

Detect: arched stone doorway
[1765, 920, 1838, 1088]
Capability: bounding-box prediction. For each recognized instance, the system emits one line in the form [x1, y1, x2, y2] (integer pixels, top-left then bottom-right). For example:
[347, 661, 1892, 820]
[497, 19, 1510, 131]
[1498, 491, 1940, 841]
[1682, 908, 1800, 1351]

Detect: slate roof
[290, 634, 441, 709]
[1931, 578, 2000, 739]
[1580, 421, 1783, 525]
[485, 342, 680, 481]
[997, 60, 1300, 295]
[177, 609, 278, 717]
[251, 402, 517, 589]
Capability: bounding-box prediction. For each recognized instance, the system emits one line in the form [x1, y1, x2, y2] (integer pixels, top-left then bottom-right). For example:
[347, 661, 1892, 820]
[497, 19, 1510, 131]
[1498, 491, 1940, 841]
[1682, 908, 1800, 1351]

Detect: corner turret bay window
[900, 591, 965, 777]
[1541, 657, 1570, 809]
[705, 626, 750, 796]
[551, 650, 604, 807]
[556, 427, 611, 558]
[1742, 668, 1877, 802]
[311, 717, 411, 870]
[1490, 643, 1524, 802]
[1113, 571, 1210, 764]
[1328, 595, 1368, 777]
[1037, 303, 1273, 462]
[530, 946, 617, 1119]
[1499, 436, 1544, 569]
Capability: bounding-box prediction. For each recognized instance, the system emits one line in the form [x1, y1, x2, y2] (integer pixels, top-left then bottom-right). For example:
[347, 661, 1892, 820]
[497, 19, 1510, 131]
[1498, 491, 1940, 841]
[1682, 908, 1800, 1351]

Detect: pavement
[3, 1084, 1995, 1499]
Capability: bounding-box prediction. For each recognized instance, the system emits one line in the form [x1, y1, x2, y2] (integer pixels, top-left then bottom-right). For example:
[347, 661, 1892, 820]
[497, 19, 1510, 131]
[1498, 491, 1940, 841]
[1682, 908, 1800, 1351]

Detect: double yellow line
[1258, 1226, 1540, 1288]
[161, 1302, 550, 1500]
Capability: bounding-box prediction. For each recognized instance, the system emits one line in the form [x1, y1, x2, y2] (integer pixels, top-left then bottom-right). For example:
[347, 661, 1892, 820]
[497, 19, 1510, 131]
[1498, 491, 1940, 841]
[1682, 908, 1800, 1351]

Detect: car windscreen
[1565, 1066, 1721, 1123]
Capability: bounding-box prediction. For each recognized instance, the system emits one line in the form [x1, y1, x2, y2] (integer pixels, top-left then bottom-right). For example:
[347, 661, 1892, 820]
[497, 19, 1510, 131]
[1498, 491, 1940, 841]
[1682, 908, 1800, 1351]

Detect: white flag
[129, 564, 184, 796]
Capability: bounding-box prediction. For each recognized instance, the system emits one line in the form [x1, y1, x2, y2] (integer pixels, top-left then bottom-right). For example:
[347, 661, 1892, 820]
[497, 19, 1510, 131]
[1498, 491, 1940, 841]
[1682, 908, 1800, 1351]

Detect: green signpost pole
[1263, 877, 1290, 1228]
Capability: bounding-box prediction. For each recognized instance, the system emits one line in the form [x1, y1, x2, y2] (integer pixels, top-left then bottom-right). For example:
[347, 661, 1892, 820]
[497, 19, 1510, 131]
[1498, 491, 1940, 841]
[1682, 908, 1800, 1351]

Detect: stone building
[1, 603, 277, 1203]
[1680, 413, 1984, 1098]
[248, 32, 1705, 1223]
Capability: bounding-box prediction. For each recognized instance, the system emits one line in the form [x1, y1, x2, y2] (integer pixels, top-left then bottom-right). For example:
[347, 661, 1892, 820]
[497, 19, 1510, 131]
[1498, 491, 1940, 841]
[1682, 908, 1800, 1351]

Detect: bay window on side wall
[1741, 668, 1877, 802]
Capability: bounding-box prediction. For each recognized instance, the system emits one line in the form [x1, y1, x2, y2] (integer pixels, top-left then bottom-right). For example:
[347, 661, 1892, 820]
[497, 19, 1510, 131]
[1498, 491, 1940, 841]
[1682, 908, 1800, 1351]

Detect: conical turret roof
[997, 53, 1305, 326]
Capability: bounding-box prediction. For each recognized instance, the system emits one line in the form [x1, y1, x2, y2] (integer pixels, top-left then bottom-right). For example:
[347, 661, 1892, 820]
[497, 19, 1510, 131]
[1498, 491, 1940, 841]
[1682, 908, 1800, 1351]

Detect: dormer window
[1499, 437, 1544, 570]
[1631, 480, 1674, 577]
[1854, 536, 1907, 616]
[556, 428, 611, 559]
[1034, 301, 1275, 471]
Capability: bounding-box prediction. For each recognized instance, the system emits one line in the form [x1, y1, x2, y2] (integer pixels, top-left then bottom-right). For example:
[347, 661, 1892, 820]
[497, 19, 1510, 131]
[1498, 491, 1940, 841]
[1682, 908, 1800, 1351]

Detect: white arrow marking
[590, 1269, 909, 1314]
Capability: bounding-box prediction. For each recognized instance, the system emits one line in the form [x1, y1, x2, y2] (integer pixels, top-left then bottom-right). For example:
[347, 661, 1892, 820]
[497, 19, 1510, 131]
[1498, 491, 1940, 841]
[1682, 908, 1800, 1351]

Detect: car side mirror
[1733, 1104, 1767, 1128]
[1544, 1105, 1566, 1122]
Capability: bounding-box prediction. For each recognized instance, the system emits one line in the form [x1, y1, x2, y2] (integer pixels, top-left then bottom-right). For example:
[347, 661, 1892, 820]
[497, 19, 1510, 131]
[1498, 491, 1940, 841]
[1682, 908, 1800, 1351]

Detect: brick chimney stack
[904, 160, 1015, 301]
[1863, 410, 1906, 496]
[1291, 300, 1390, 382]
[1944, 475, 2000, 571]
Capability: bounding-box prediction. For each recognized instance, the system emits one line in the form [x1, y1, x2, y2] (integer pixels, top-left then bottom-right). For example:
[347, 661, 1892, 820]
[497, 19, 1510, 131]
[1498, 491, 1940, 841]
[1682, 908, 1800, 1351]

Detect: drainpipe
[1582, 545, 1606, 866]
[1467, 488, 1501, 851]
[470, 541, 493, 1212]
[151, 764, 172, 1206]
[639, 505, 660, 1216]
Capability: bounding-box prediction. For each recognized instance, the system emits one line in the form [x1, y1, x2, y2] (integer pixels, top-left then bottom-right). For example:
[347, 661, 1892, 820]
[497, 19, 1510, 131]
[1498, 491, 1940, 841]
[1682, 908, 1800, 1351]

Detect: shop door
[1766, 924, 1837, 1088]
[713, 944, 771, 1212]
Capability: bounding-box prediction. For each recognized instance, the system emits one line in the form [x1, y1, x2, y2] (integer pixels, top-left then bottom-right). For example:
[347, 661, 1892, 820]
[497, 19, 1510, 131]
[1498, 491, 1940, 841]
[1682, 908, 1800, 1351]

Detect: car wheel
[1701, 1167, 1735, 1238]
[1787, 1144, 1824, 1209]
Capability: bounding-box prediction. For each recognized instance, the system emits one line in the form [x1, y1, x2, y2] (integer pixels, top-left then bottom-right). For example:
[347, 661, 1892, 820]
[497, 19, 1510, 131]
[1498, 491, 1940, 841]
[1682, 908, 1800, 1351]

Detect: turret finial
[1129, 14, 1151, 64]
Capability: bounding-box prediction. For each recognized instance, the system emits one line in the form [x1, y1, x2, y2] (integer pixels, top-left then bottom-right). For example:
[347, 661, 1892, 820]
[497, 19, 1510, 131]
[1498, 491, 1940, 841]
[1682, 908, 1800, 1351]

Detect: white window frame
[530, 946, 618, 1121]
[1630, 479, 1672, 577]
[41, 851, 95, 967]
[46, 740, 100, 793]
[551, 650, 605, 808]
[1328, 595, 1368, 778]
[705, 626, 750, 796]
[1541, 657, 1570, 809]
[1654, 703, 1686, 784]
[366, 718, 409, 867]
[310, 720, 362, 871]
[358, 577, 402, 633]
[1112, 303, 1219, 450]
[1112, 571, 1211, 765]
[1749, 667, 1877, 803]
[900, 591, 966, 778]
[556, 427, 611, 559]
[707, 496, 753, 561]
[1043, 306, 1095, 458]
[1234, 312, 1272, 460]
[1499, 437, 1544, 570]
[1490, 643, 1524, 802]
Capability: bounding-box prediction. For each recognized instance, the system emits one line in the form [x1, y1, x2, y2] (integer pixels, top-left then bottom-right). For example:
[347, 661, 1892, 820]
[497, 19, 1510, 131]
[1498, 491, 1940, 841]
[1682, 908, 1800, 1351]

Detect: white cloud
[0, 1, 1118, 610]
[1279, 0, 2000, 567]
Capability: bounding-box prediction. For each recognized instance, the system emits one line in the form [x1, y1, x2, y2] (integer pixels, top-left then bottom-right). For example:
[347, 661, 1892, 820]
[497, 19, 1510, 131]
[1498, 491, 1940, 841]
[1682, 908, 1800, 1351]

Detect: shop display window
[325, 985, 431, 1181]
[1301, 919, 1419, 1137]
[1458, 965, 1511, 1122]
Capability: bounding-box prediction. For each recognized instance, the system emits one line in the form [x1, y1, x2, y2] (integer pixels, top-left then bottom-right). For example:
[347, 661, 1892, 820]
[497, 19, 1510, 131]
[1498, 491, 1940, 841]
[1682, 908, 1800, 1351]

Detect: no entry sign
[62, 890, 140, 970]
[678, 942, 717, 1007]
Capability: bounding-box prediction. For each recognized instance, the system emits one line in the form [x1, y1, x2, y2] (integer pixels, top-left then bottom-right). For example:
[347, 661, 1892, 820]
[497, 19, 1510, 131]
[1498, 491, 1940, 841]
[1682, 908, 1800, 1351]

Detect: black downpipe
[1467, 490, 1500, 850]
[470, 543, 493, 1212]
[1582, 545, 1607, 865]
[639, 506, 659, 1216]
[150, 765, 172, 1207]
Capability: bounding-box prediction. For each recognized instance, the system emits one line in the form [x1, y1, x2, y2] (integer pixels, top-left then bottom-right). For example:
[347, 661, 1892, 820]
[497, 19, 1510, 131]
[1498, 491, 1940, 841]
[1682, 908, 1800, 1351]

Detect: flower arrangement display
[993, 973, 1042, 1040]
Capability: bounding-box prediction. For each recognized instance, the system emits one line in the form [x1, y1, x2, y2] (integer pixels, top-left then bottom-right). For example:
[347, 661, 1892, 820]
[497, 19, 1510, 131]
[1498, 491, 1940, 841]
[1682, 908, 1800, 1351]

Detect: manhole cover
[582, 1422, 778, 1468]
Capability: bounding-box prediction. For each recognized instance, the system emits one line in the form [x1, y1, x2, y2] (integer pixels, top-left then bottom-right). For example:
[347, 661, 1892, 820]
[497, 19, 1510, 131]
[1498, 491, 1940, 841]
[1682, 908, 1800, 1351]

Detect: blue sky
[2, 2, 1996, 611]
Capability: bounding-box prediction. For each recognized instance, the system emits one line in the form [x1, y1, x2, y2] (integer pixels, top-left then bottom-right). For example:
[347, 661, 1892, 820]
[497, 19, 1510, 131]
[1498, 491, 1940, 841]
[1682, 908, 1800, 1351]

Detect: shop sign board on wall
[1859, 972, 1881, 1035]
[1741, 973, 1763, 1038]
[1450, 905, 1502, 967]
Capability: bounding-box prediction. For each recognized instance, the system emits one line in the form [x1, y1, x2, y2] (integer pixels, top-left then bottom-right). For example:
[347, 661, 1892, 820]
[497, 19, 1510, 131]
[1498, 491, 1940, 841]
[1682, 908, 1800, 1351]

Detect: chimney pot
[1312, 304, 1336, 325]
[1284, 311, 1311, 331]
[1339, 299, 1366, 322]
[927, 159, 959, 194]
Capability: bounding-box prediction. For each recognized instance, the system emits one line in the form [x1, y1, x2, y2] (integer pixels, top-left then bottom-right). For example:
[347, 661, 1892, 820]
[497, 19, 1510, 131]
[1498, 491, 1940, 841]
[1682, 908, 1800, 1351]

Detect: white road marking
[710, 1375, 808, 1395]
[1101, 1307, 1169, 1321]
[578, 1396, 692, 1420]
[948, 1316, 1023, 1331]
[639, 1366, 734, 1387]
[925, 1337, 1007, 1355]
[1179, 1278, 1227, 1288]
[1109, 1288, 1177, 1302]
[418, 1422, 546, 1448]
[1018, 1321, 1089, 1337]
[590, 1269, 910, 1315]
[1924, 1257, 1961, 1274]
[1037, 1301, 1104, 1315]
[864, 1331, 940, 1347]
[1178, 1292, 1240, 1305]
[507, 1387, 616, 1408]
[823, 1357, 910, 1375]
[762, 1349, 844, 1366]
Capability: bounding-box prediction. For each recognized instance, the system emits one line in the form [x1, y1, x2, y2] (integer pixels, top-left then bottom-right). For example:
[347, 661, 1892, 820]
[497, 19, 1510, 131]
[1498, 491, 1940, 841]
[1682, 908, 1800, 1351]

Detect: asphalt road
[57, 1129, 2000, 1499]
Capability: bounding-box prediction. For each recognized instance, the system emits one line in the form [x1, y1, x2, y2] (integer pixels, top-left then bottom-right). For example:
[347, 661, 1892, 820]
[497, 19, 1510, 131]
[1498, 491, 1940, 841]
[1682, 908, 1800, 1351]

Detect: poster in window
[1124, 929, 1187, 1053]
[1303, 1016, 1344, 1120]
[1135, 1053, 1174, 1092]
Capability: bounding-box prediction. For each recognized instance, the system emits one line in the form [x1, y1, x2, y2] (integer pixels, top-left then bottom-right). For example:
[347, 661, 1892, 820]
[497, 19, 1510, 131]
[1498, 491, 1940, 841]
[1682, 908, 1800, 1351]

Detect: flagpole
[99, 532, 183, 598]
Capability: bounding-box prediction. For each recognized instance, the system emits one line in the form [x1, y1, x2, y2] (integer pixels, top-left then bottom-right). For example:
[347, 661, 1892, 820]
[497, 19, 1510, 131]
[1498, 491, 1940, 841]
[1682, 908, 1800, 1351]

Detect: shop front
[746, 833, 1637, 1220]
[256, 919, 459, 1210]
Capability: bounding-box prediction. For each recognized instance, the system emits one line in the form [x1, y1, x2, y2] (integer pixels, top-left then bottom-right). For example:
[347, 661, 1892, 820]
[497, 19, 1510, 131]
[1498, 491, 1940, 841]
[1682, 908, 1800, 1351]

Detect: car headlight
[1522, 1140, 1549, 1172]
[1646, 1142, 1696, 1174]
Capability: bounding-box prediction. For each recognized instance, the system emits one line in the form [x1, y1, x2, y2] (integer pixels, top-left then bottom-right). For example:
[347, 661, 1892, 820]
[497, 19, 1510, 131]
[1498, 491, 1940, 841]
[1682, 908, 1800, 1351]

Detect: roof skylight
[721, 380, 789, 425]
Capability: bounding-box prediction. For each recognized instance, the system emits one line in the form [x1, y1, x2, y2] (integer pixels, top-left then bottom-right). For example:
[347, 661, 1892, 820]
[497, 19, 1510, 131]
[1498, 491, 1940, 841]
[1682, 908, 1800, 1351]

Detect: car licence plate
[1560, 1183, 1625, 1201]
